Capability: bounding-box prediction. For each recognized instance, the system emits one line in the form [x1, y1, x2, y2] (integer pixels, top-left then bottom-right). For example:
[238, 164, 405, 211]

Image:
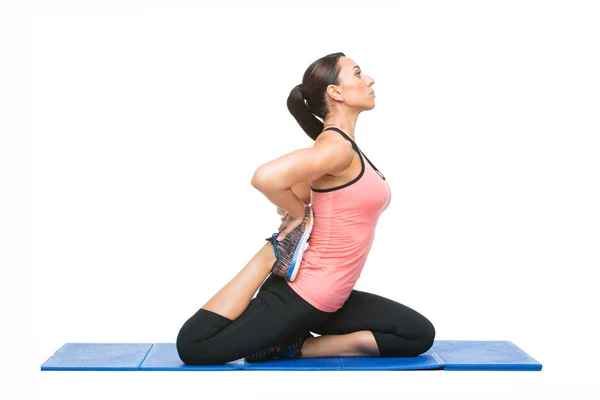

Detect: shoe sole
[286, 206, 314, 282]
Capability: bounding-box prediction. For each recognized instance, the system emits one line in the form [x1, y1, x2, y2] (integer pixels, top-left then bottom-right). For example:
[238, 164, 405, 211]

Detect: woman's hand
[277, 209, 303, 241]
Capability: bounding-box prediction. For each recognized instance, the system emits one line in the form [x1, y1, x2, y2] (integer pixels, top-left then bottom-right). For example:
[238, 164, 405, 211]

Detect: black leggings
[176, 274, 435, 365]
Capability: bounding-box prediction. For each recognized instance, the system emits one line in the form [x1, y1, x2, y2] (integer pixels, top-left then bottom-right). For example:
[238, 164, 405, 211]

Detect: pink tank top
[286, 127, 392, 312]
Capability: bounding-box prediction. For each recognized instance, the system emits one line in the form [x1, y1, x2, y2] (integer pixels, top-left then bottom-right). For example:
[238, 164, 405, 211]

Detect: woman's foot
[266, 205, 314, 282]
[244, 330, 314, 362]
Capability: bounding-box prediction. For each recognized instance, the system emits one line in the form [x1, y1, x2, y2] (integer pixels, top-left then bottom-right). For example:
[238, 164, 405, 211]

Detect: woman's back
[286, 127, 392, 312]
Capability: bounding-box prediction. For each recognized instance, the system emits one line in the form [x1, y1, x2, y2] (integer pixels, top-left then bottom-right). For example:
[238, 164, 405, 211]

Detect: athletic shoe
[265, 204, 314, 282]
[244, 330, 314, 362]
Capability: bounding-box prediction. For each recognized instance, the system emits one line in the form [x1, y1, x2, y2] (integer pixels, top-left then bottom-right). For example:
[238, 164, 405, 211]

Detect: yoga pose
[176, 52, 436, 365]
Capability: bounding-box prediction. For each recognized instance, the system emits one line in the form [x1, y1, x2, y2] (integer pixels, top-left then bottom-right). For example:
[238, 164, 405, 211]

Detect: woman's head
[287, 52, 376, 141]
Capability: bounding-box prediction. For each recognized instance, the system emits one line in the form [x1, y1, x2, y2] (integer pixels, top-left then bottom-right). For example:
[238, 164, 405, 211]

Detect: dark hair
[287, 52, 346, 141]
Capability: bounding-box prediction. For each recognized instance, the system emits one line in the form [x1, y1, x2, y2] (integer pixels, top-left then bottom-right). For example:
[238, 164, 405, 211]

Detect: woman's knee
[379, 316, 436, 357]
[176, 341, 196, 365]
[175, 308, 234, 364]
[402, 314, 436, 356]
[175, 325, 233, 365]
[176, 338, 231, 365]
[176, 328, 203, 365]
[415, 319, 436, 354]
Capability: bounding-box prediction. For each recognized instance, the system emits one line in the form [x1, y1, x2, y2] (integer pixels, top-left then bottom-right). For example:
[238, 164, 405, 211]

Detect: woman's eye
[356, 71, 362, 77]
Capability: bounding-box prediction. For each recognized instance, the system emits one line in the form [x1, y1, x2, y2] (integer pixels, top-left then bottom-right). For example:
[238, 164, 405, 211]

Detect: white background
[2, 0, 599, 399]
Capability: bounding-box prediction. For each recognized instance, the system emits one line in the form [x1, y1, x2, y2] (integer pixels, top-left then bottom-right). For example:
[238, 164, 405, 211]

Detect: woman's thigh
[176, 275, 329, 365]
[310, 289, 436, 357]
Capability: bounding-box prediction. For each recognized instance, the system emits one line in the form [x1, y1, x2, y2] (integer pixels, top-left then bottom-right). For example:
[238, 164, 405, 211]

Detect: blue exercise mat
[339, 351, 443, 370]
[243, 357, 343, 371]
[431, 340, 542, 371]
[40, 343, 154, 371]
[40, 340, 542, 371]
[140, 343, 244, 371]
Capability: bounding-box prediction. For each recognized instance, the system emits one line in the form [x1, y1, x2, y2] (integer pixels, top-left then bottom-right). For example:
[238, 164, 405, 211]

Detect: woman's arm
[251, 135, 353, 219]
[276, 183, 310, 216]
[291, 181, 311, 205]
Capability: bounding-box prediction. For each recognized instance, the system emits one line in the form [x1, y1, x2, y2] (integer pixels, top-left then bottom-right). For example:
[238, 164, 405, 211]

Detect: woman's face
[328, 56, 376, 111]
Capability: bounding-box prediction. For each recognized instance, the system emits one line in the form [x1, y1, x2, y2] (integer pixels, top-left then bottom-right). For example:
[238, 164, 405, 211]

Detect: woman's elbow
[251, 169, 264, 188]
[251, 168, 277, 191]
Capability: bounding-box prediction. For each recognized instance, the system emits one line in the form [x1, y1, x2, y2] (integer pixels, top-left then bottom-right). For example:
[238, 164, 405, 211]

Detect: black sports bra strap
[323, 126, 359, 151]
[359, 150, 386, 180]
[322, 126, 386, 180]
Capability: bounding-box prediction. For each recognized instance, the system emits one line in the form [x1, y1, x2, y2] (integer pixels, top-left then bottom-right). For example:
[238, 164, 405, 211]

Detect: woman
[176, 52, 436, 365]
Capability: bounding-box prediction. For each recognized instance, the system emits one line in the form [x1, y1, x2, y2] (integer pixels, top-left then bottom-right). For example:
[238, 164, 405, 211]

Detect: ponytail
[286, 83, 324, 141]
[286, 52, 345, 141]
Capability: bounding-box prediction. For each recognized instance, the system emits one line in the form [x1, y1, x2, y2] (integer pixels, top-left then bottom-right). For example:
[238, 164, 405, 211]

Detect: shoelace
[266, 232, 296, 259]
